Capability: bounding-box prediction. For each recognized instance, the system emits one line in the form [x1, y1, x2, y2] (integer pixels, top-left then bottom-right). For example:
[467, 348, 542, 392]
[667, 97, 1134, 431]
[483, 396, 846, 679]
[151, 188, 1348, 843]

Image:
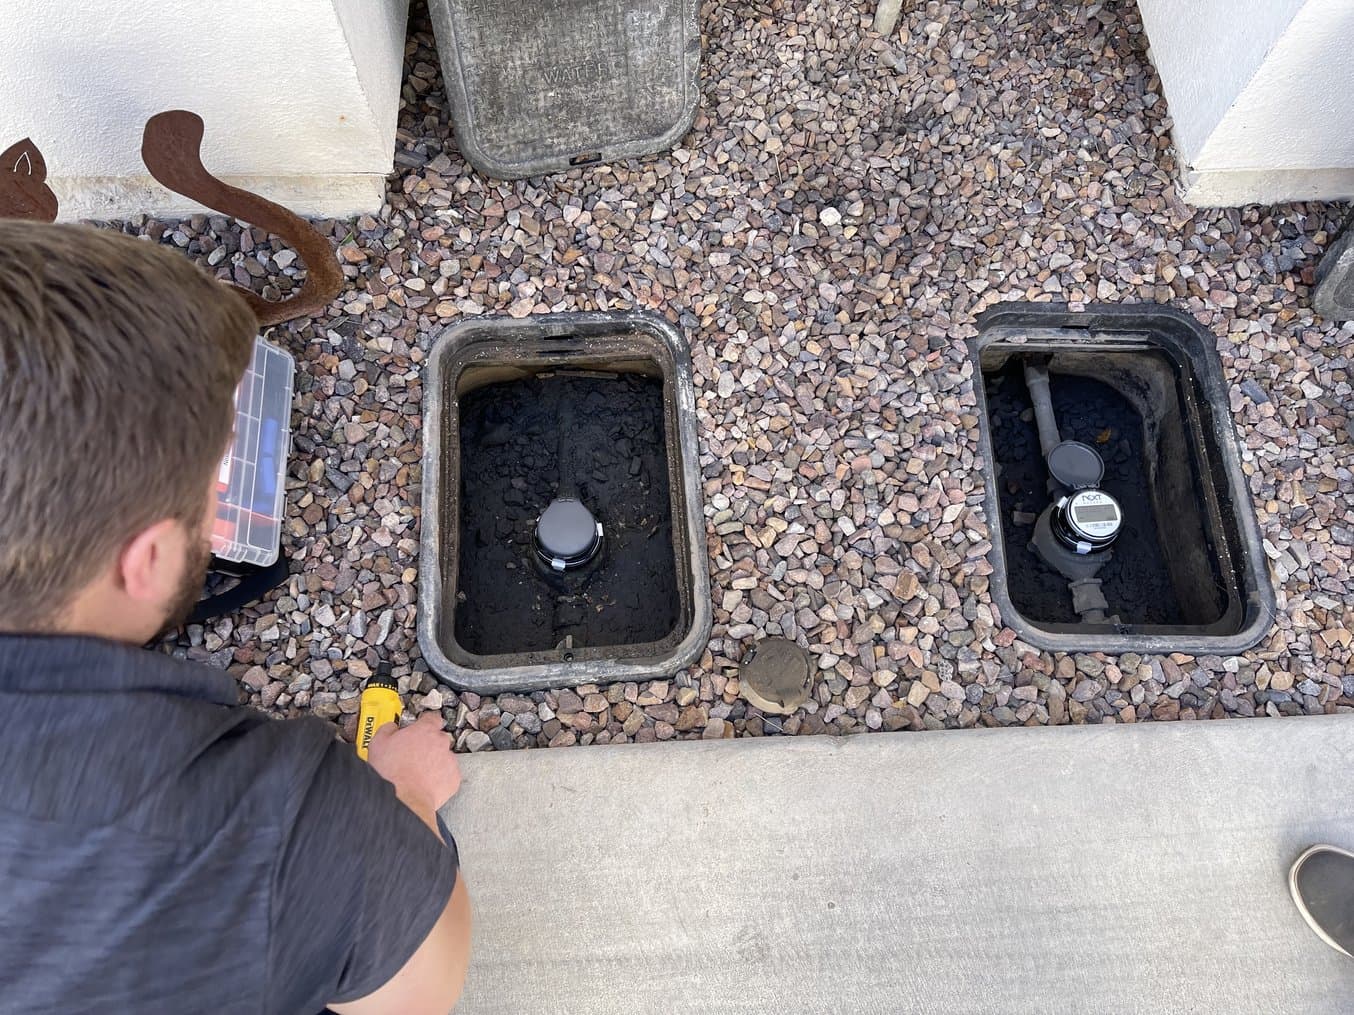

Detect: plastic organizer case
[212, 335, 293, 567]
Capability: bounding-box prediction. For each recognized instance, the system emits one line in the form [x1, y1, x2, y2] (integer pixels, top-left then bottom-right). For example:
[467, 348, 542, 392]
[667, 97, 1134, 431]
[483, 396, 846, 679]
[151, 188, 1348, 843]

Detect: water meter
[534, 497, 603, 573]
[1052, 488, 1123, 554]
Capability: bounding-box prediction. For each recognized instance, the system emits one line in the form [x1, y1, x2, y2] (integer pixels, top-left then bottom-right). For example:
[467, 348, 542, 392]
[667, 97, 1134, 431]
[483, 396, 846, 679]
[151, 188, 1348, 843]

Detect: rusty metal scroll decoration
[141, 110, 344, 326]
[0, 138, 59, 222]
[0, 114, 344, 328]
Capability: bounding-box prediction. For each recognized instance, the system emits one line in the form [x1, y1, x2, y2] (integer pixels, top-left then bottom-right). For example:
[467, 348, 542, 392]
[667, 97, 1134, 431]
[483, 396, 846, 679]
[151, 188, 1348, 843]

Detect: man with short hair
[0, 220, 471, 1013]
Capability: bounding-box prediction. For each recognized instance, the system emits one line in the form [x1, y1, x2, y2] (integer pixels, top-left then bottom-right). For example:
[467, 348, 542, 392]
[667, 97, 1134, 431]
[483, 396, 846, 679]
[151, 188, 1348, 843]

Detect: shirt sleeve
[266, 729, 460, 1013]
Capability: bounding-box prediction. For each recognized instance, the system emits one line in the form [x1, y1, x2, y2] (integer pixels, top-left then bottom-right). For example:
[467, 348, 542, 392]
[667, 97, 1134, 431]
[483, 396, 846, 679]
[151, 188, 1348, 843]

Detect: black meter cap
[535, 497, 601, 568]
[1046, 440, 1105, 490]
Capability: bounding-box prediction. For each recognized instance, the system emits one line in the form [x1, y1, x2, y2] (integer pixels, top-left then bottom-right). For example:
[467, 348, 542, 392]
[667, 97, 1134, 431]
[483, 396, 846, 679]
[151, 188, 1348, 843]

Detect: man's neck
[52, 581, 160, 645]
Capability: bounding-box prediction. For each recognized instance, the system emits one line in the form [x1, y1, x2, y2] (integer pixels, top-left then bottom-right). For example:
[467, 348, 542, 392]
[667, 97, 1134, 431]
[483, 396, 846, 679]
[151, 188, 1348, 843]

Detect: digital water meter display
[1052, 488, 1123, 554]
[1073, 503, 1120, 524]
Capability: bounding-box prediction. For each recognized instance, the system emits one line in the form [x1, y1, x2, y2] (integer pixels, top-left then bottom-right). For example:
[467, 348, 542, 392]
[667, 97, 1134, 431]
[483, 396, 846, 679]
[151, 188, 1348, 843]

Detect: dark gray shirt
[0, 635, 459, 1014]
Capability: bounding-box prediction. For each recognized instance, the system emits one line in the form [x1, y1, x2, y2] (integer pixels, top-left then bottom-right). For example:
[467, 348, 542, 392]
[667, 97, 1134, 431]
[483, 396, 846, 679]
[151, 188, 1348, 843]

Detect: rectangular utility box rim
[418, 311, 712, 694]
[969, 302, 1275, 657]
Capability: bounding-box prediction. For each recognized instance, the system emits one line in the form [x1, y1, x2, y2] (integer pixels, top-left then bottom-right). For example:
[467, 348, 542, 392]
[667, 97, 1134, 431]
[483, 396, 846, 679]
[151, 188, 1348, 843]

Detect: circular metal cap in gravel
[1046, 439, 1105, 490]
[534, 498, 601, 570]
[739, 637, 813, 716]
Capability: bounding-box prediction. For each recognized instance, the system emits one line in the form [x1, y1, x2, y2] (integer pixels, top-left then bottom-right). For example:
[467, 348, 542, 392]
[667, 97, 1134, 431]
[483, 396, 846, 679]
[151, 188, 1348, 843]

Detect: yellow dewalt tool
[356, 664, 402, 761]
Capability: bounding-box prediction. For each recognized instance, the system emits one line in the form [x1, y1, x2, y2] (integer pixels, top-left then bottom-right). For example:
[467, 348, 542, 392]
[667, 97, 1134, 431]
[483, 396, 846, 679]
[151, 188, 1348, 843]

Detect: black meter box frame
[418, 311, 712, 694]
[969, 303, 1275, 656]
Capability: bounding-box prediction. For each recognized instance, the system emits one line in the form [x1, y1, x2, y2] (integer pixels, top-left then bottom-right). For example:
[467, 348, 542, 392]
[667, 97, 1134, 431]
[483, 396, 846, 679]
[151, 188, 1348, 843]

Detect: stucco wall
[0, 0, 409, 218]
[1136, 0, 1303, 164]
[1137, 0, 1354, 205]
[1197, 0, 1354, 172]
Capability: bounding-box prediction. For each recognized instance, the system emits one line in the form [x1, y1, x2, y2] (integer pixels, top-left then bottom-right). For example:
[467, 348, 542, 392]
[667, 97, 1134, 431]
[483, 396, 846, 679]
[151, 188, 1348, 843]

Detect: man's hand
[335, 712, 472, 1015]
[367, 712, 461, 829]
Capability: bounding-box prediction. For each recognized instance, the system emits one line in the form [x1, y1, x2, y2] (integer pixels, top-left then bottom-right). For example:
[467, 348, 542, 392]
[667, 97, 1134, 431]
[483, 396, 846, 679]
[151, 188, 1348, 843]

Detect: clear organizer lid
[212, 335, 294, 566]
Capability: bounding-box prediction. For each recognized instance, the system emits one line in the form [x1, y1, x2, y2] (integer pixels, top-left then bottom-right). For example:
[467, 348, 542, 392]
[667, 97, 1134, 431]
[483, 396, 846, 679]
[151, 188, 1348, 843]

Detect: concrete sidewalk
[442, 718, 1354, 1014]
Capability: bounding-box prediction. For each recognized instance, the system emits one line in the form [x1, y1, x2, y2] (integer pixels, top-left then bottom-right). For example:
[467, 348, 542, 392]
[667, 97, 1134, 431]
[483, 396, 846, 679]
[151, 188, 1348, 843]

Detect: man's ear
[117, 519, 184, 603]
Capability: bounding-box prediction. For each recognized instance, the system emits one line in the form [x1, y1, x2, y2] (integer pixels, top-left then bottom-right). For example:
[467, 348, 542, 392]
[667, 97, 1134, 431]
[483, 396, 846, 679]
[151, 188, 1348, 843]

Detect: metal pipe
[1023, 361, 1062, 461]
[1078, 603, 1107, 624]
[554, 391, 579, 500]
[1067, 576, 1111, 625]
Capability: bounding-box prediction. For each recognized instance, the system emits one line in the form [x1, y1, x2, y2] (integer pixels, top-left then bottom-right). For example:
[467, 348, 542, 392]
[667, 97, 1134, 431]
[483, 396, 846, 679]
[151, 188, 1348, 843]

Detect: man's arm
[330, 876, 472, 1015]
[330, 712, 472, 1015]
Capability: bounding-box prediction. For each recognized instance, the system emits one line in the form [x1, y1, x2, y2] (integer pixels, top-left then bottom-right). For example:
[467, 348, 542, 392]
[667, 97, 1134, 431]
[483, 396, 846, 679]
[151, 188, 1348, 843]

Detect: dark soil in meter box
[455, 372, 679, 655]
[983, 364, 1193, 626]
[968, 304, 1273, 656]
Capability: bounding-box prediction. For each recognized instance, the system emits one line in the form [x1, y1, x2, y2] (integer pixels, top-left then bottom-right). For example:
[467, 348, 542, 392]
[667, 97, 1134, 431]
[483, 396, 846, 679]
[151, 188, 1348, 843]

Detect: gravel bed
[145, 0, 1352, 748]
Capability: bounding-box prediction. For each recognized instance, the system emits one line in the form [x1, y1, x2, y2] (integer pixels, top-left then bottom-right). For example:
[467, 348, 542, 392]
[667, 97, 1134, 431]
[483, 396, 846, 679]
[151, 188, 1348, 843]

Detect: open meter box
[190, 335, 293, 622]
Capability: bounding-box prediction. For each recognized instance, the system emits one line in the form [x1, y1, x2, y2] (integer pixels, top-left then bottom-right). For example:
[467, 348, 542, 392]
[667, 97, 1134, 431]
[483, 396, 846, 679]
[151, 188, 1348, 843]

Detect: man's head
[0, 221, 256, 642]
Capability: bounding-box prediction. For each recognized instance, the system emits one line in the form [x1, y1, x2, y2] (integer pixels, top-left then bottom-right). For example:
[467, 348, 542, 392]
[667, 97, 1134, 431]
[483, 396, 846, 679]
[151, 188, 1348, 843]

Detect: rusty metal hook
[0, 138, 59, 222]
[141, 110, 343, 327]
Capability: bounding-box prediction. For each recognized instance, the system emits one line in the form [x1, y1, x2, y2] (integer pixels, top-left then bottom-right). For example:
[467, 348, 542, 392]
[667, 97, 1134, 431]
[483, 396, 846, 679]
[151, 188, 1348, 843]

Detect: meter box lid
[428, 0, 701, 179]
[212, 335, 293, 567]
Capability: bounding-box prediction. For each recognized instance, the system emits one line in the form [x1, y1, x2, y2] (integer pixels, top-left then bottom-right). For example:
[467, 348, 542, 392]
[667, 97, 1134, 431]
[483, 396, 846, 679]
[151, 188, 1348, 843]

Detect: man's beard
[159, 536, 214, 637]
